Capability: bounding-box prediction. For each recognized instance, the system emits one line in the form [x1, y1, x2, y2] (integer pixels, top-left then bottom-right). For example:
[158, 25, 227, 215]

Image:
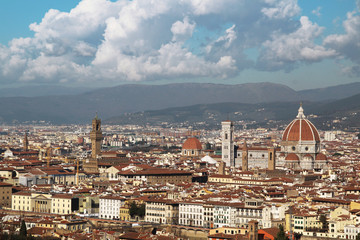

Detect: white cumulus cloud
[0, 0, 358, 85]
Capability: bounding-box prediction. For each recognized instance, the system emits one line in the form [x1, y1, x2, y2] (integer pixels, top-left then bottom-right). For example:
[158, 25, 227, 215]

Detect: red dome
[282, 119, 320, 142]
[315, 153, 327, 161]
[285, 153, 299, 161]
[182, 137, 202, 150]
[282, 105, 320, 142]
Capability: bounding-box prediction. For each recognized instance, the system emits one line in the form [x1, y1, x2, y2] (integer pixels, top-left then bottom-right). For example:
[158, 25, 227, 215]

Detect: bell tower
[268, 147, 276, 170]
[222, 120, 234, 167]
[242, 140, 248, 171]
[84, 114, 103, 173]
[90, 114, 102, 159]
[23, 132, 29, 152]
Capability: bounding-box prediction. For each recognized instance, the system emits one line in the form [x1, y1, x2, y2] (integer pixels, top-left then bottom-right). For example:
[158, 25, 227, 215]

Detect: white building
[99, 195, 125, 219]
[179, 201, 204, 227]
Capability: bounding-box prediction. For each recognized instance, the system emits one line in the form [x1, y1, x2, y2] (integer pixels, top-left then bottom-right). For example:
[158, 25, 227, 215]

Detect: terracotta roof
[285, 153, 299, 161]
[282, 119, 320, 142]
[182, 137, 202, 150]
[316, 153, 327, 161]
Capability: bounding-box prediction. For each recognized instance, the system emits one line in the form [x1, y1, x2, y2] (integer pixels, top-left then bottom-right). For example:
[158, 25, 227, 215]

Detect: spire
[296, 102, 306, 119]
[95, 112, 98, 120]
[243, 140, 248, 151]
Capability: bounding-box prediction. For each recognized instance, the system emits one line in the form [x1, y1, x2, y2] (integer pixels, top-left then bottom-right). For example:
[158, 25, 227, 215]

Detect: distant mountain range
[0, 82, 359, 124]
[106, 93, 360, 130]
[0, 85, 93, 97]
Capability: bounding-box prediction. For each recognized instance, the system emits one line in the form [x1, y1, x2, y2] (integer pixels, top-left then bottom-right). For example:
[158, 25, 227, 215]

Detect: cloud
[257, 16, 337, 71]
[324, 11, 360, 76]
[312, 6, 321, 17]
[261, 0, 300, 19]
[0, 0, 358, 85]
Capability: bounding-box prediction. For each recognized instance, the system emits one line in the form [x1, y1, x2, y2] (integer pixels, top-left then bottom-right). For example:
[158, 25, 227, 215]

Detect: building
[99, 195, 125, 219]
[182, 137, 203, 157]
[0, 182, 12, 208]
[145, 198, 179, 225]
[222, 120, 234, 167]
[280, 104, 327, 170]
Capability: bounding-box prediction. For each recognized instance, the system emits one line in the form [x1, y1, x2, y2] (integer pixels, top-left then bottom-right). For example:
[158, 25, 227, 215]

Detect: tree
[275, 225, 288, 240]
[129, 201, 138, 218]
[19, 220, 27, 237]
[319, 214, 328, 232]
[137, 204, 145, 218]
[356, 232, 360, 240]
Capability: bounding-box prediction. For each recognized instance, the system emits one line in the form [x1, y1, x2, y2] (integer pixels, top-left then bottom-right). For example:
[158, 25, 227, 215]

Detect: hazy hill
[0, 85, 92, 97]
[298, 82, 360, 101]
[0, 82, 359, 124]
[106, 94, 360, 129]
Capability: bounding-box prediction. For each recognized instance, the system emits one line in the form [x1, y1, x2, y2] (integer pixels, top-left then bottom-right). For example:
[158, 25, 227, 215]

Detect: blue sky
[0, 0, 359, 90]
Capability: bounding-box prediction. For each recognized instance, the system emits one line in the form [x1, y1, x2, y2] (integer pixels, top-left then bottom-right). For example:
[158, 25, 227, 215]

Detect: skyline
[0, 0, 360, 90]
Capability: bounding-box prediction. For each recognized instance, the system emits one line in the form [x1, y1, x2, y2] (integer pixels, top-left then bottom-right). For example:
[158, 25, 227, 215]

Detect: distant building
[182, 137, 203, 157]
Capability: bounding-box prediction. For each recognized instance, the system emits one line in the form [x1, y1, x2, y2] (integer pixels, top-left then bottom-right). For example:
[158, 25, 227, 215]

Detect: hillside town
[0, 105, 359, 240]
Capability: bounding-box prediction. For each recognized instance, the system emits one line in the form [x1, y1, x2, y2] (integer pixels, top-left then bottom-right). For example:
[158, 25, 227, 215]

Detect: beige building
[51, 194, 74, 215]
[12, 192, 79, 214]
[0, 182, 12, 208]
[145, 198, 179, 225]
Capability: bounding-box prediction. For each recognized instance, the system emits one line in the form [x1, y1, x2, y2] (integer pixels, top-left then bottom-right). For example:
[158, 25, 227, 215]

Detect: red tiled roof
[182, 137, 202, 150]
[285, 153, 299, 161]
[282, 119, 320, 142]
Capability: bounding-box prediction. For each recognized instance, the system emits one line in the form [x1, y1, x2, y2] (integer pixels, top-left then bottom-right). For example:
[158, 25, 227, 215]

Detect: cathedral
[278, 104, 327, 170]
[221, 104, 328, 171]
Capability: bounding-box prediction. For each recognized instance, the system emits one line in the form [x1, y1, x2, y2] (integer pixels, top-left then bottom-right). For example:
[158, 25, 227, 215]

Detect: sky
[0, 0, 360, 90]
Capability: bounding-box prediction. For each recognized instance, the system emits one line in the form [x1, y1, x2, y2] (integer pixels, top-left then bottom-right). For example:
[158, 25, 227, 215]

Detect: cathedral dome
[282, 105, 320, 142]
[285, 153, 299, 161]
[182, 137, 202, 150]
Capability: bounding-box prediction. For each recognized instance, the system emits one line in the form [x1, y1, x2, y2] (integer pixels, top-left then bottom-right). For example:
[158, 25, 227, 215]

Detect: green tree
[319, 214, 328, 232]
[356, 232, 360, 240]
[137, 204, 145, 218]
[19, 220, 27, 237]
[129, 201, 138, 217]
[275, 225, 288, 240]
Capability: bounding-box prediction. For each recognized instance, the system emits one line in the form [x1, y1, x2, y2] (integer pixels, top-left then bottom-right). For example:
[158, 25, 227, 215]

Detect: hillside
[0, 82, 359, 124]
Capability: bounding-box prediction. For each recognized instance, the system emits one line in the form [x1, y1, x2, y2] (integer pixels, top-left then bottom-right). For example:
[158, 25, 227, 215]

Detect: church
[222, 104, 328, 171]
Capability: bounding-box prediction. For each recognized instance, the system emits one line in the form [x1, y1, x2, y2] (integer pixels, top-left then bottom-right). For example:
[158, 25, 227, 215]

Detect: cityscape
[0, 1, 360, 240]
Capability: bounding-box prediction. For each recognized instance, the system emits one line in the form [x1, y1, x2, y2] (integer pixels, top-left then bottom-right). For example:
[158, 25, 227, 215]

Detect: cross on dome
[296, 102, 306, 119]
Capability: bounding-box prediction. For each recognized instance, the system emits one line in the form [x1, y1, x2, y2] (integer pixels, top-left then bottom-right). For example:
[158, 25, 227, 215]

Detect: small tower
[268, 147, 276, 170]
[248, 220, 258, 240]
[222, 120, 234, 167]
[218, 161, 225, 175]
[46, 147, 52, 168]
[90, 114, 102, 159]
[23, 132, 29, 152]
[242, 140, 248, 171]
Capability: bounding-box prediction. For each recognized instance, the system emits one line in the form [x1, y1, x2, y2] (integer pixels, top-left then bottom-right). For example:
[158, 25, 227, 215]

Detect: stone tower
[221, 120, 234, 167]
[218, 161, 225, 175]
[23, 132, 28, 151]
[90, 114, 102, 159]
[84, 114, 103, 173]
[268, 147, 276, 170]
[248, 220, 258, 240]
[242, 140, 248, 171]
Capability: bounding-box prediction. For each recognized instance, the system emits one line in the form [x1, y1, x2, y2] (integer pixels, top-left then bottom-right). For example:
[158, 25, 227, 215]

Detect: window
[225, 133, 228, 140]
